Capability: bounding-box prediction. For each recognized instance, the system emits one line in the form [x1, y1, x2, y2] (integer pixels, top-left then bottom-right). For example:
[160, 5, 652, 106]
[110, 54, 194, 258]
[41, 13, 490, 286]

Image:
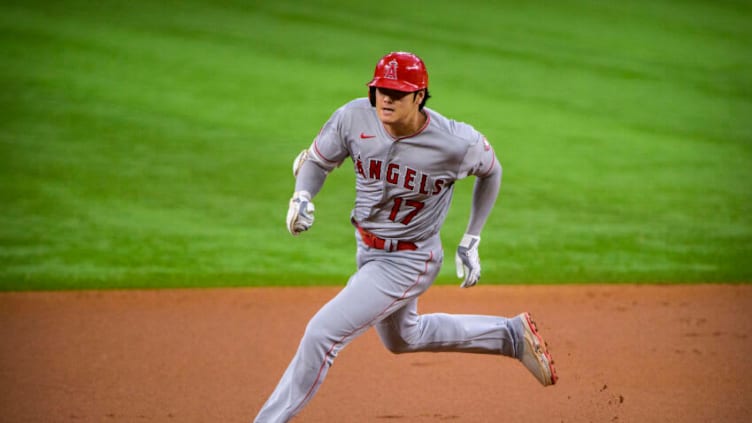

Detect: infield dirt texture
[2, 284, 751, 422]
[2, 0, 751, 288]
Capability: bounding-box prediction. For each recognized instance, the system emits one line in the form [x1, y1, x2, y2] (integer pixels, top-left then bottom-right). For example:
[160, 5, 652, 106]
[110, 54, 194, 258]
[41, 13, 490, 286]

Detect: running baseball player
[255, 51, 557, 423]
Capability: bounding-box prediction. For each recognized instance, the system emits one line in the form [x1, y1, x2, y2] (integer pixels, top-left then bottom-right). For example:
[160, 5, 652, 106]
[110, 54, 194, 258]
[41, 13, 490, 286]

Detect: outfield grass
[1, 0, 751, 290]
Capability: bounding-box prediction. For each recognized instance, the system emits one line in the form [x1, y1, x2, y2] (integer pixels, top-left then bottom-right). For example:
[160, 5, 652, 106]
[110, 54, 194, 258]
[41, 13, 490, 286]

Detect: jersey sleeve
[306, 105, 350, 172]
[458, 130, 498, 179]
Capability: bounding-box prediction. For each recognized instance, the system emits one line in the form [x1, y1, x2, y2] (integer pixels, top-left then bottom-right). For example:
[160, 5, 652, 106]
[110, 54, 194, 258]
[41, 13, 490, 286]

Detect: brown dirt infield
[1, 284, 750, 422]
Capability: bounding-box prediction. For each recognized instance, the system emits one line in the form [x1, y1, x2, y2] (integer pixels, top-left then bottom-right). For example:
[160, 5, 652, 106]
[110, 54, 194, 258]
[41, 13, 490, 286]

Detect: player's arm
[286, 104, 350, 236]
[465, 161, 502, 236]
[286, 153, 329, 236]
[293, 150, 329, 197]
[455, 160, 501, 287]
[455, 133, 502, 287]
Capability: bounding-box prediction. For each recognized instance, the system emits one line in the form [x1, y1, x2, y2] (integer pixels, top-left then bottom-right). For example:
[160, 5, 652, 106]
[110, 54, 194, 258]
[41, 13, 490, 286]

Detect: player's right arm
[286, 103, 353, 236]
[286, 158, 328, 236]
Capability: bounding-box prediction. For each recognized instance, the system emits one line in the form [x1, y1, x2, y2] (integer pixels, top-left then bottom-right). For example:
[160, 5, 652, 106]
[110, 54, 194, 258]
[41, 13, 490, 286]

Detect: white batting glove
[292, 149, 309, 177]
[455, 234, 481, 288]
[286, 191, 315, 236]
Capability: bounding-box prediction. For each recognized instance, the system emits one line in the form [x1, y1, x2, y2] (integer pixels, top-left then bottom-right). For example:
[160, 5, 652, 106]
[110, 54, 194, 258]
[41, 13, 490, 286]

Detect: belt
[352, 219, 418, 252]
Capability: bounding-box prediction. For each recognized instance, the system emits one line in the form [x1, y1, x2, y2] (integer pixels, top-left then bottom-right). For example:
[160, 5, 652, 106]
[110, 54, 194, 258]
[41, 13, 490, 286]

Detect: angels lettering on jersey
[353, 154, 446, 196]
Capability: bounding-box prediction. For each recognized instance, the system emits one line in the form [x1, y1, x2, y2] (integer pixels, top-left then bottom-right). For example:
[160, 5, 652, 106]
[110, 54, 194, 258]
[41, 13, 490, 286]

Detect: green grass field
[1, 0, 751, 290]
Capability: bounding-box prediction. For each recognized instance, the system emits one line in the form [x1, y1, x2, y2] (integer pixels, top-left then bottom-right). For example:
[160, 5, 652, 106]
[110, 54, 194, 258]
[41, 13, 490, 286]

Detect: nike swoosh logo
[360, 132, 376, 139]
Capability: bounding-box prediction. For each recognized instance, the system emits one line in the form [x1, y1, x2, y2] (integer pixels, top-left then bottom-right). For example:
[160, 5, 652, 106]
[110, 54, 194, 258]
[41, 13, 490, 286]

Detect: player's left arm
[455, 137, 502, 288]
[465, 158, 502, 236]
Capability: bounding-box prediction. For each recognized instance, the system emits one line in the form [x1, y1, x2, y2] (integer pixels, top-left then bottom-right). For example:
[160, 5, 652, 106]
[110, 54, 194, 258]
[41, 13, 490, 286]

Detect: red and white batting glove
[455, 234, 481, 288]
[286, 191, 315, 236]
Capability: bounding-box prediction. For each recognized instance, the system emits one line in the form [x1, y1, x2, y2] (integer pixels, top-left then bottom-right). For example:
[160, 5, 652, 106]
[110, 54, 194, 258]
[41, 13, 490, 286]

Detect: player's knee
[378, 331, 416, 354]
[381, 338, 411, 354]
[376, 323, 420, 354]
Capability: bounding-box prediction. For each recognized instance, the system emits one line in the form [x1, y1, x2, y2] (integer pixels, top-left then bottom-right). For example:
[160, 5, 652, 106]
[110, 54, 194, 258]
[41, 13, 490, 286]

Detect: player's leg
[374, 300, 558, 386]
[254, 249, 441, 423]
[375, 298, 522, 356]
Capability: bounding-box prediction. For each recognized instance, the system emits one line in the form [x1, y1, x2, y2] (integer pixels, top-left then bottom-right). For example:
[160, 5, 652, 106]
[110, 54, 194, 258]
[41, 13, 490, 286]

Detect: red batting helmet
[367, 52, 428, 92]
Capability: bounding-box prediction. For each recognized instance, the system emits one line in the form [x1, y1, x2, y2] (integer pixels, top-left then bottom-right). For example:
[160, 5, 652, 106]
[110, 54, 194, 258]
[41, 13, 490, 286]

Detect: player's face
[374, 87, 424, 128]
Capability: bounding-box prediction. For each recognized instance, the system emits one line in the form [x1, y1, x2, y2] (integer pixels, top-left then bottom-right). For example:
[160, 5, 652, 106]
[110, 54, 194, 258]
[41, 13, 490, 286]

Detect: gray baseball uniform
[255, 98, 524, 423]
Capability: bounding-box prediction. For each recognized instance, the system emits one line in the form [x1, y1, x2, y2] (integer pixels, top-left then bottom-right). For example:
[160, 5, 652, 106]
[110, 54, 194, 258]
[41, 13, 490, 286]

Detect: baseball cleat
[516, 312, 558, 386]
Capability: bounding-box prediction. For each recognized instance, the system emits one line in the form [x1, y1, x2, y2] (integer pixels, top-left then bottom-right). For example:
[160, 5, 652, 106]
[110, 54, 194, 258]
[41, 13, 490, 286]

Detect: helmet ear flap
[369, 87, 376, 107]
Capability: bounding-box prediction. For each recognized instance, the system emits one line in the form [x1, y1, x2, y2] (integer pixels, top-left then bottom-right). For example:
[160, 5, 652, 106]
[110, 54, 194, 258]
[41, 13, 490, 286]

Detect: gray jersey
[306, 98, 498, 241]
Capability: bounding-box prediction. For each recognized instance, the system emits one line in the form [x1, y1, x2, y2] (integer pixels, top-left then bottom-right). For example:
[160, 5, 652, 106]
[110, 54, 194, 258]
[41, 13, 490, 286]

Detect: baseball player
[255, 51, 557, 423]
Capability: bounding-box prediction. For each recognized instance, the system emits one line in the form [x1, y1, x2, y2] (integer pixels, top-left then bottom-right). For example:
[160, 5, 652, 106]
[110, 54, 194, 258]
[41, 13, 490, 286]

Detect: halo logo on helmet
[384, 60, 399, 80]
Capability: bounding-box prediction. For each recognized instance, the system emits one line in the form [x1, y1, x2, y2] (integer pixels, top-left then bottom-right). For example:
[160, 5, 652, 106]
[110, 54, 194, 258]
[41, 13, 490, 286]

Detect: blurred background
[1, 0, 750, 289]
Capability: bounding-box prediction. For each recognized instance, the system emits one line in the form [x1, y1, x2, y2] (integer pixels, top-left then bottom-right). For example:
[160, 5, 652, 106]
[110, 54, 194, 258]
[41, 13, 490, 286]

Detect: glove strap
[460, 234, 480, 249]
[294, 190, 311, 202]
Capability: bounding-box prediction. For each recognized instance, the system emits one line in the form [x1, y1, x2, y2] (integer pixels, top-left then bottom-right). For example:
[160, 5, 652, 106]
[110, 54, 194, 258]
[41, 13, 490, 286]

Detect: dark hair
[369, 87, 431, 110]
